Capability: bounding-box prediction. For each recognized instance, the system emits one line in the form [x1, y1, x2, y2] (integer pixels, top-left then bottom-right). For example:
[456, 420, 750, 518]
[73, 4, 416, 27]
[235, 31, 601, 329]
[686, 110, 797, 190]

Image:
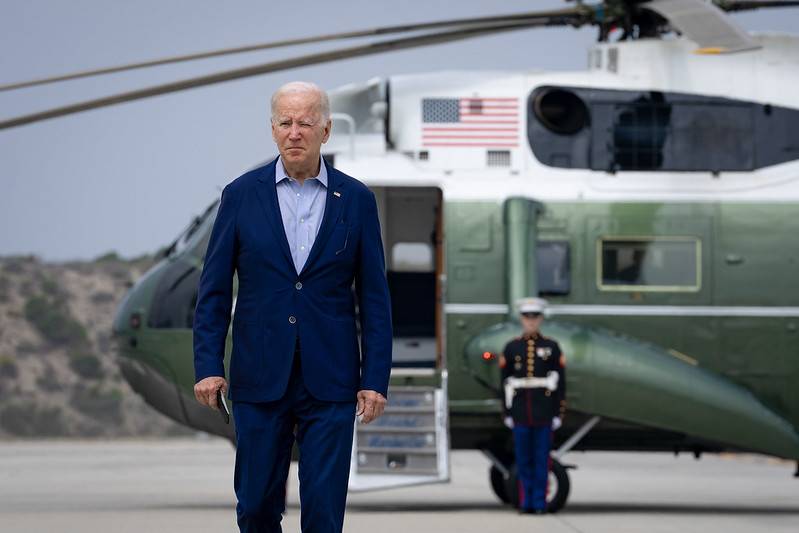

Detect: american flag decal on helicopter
[421, 97, 520, 148]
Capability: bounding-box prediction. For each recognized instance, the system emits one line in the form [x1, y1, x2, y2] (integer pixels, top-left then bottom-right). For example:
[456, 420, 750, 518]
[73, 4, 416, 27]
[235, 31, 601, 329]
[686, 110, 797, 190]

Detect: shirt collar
[275, 155, 328, 188]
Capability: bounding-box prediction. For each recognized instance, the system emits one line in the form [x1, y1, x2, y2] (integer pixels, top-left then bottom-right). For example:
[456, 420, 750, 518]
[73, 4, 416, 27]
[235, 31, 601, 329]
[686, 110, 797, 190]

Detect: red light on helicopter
[482, 351, 495, 361]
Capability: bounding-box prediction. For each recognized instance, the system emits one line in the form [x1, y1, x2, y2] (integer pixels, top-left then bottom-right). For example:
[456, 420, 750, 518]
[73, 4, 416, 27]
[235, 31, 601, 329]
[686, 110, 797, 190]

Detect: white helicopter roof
[324, 33, 799, 205]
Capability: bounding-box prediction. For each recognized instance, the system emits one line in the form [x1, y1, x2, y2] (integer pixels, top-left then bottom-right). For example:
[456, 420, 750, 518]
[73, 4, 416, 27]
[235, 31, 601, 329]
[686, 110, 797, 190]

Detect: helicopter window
[598, 237, 700, 292]
[537, 240, 570, 296]
[165, 200, 220, 259]
[593, 96, 754, 172]
[595, 96, 672, 171]
[147, 260, 202, 328]
[528, 86, 799, 172]
[186, 202, 219, 260]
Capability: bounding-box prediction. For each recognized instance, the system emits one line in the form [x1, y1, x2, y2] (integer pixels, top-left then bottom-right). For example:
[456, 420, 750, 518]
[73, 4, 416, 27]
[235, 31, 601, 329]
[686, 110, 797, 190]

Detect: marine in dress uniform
[499, 297, 566, 514]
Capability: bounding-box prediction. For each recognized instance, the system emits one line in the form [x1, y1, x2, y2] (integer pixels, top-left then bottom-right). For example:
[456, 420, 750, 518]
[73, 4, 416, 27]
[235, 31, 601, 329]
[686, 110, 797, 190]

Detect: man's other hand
[356, 390, 386, 424]
[194, 376, 228, 409]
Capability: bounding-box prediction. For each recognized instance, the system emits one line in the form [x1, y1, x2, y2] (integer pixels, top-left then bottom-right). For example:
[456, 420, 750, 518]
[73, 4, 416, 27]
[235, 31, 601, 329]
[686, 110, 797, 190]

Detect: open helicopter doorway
[378, 187, 443, 369]
[349, 186, 450, 491]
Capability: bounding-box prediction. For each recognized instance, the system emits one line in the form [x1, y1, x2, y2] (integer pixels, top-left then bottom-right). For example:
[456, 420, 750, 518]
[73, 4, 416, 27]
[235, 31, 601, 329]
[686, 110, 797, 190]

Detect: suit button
[288, 315, 297, 324]
[295, 282, 303, 290]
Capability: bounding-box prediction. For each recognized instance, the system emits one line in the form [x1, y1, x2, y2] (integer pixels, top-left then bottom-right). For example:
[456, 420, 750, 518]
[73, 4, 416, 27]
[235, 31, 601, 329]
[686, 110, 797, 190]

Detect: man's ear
[321, 118, 332, 144]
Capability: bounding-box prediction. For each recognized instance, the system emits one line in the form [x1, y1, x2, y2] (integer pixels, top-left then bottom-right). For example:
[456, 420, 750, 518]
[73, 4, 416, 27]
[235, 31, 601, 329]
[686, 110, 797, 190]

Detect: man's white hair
[270, 81, 330, 122]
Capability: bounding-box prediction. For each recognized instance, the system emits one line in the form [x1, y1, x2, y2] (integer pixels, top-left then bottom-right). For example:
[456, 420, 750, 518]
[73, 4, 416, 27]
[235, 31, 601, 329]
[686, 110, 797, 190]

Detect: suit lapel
[254, 159, 296, 275]
[300, 161, 346, 277]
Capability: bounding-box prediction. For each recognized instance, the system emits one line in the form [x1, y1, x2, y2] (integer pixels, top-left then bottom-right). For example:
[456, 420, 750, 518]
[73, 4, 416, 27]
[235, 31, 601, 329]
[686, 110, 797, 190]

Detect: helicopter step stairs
[349, 384, 450, 491]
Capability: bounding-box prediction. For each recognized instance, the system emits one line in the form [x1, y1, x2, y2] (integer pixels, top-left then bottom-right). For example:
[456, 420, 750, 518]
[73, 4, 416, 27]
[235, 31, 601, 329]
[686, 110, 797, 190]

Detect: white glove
[503, 416, 514, 429]
[551, 416, 562, 431]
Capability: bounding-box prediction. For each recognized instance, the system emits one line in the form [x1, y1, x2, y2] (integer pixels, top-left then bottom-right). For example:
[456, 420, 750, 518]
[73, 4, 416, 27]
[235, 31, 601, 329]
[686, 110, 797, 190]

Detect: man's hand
[551, 416, 562, 431]
[356, 390, 386, 424]
[194, 376, 228, 410]
[503, 416, 514, 429]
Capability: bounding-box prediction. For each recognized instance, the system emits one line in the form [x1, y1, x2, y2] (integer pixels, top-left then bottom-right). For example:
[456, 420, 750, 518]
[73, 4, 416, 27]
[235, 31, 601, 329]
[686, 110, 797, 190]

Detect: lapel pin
[333, 191, 341, 197]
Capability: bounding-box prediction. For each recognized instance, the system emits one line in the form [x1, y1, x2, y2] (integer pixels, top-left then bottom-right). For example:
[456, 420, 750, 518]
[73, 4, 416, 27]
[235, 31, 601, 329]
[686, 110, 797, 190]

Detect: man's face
[520, 312, 543, 335]
[271, 92, 331, 169]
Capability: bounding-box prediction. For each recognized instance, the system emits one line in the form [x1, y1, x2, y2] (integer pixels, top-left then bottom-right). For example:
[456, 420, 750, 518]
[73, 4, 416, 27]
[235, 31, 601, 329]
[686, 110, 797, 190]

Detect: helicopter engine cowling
[464, 319, 799, 460]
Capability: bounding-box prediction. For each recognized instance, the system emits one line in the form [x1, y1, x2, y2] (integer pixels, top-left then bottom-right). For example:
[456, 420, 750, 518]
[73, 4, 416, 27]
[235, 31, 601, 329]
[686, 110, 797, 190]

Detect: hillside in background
[0, 253, 193, 438]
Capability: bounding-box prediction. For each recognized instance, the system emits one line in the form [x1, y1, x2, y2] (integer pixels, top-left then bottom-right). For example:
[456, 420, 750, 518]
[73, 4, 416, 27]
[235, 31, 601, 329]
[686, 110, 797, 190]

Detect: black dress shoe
[519, 508, 547, 515]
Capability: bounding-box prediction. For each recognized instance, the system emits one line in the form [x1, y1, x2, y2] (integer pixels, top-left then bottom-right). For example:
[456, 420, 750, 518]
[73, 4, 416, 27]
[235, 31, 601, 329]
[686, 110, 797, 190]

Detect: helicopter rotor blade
[715, 0, 799, 12]
[4, 0, 794, 129]
[0, 6, 587, 93]
[1, 1, 796, 93]
[644, 0, 763, 52]
[0, 15, 593, 131]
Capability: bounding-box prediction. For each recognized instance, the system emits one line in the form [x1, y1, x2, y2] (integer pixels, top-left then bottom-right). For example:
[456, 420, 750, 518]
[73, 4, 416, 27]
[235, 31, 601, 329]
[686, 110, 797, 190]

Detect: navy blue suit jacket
[193, 157, 393, 403]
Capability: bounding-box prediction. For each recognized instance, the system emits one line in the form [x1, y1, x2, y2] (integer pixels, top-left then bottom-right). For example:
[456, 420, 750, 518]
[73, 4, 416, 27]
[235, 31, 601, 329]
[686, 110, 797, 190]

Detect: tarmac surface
[0, 438, 797, 532]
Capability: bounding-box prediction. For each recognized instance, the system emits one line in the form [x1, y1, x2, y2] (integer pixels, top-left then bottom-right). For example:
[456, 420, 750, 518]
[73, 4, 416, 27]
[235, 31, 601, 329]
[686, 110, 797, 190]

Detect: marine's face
[271, 92, 331, 170]
[520, 312, 543, 335]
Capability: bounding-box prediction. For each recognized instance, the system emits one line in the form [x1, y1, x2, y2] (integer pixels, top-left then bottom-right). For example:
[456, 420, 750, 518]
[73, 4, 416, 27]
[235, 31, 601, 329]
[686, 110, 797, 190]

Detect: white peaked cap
[516, 297, 548, 314]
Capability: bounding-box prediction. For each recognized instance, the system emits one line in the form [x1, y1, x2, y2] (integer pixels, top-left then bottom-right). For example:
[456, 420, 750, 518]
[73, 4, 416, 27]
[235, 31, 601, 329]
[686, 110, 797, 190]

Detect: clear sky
[1, 0, 797, 261]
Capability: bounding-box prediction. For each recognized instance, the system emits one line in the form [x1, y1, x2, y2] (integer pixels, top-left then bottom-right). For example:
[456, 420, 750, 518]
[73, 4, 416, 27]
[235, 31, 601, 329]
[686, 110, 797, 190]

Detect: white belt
[504, 372, 559, 409]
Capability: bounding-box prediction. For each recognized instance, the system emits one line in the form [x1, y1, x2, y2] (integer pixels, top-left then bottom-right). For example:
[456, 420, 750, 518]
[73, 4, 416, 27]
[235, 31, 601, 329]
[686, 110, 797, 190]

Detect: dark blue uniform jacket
[500, 332, 566, 426]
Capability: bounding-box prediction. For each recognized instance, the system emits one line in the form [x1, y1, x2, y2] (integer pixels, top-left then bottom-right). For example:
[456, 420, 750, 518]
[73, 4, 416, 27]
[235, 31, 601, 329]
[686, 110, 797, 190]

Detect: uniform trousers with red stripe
[512, 424, 552, 512]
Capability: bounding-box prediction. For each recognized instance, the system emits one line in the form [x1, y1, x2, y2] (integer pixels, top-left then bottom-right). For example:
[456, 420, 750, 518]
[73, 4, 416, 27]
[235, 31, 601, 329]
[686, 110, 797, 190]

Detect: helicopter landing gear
[487, 459, 571, 512]
[489, 463, 511, 504]
[485, 455, 570, 512]
[499, 458, 571, 513]
[548, 459, 571, 513]
[484, 416, 602, 513]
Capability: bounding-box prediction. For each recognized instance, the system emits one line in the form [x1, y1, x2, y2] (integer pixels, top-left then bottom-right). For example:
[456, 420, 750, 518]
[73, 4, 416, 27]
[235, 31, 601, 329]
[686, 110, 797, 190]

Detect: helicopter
[3, 0, 799, 513]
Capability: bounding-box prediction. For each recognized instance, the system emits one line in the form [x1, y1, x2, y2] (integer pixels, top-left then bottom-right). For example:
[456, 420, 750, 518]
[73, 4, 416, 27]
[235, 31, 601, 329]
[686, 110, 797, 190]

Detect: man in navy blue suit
[193, 81, 393, 533]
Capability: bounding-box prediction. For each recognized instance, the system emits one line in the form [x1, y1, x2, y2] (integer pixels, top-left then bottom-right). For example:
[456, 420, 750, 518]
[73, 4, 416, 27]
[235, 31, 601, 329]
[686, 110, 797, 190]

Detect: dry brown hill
[0, 253, 192, 438]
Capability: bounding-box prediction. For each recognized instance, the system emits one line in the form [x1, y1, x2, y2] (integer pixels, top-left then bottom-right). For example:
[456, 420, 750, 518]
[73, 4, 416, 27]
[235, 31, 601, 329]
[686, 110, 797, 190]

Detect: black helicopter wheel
[490, 465, 511, 504]
[546, 459, 571, 513]
[503, 458, 571, 513]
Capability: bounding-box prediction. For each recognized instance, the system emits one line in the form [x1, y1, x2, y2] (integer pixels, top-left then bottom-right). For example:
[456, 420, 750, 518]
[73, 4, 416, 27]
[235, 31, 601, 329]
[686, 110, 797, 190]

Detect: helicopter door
[349, 186, 450, 491]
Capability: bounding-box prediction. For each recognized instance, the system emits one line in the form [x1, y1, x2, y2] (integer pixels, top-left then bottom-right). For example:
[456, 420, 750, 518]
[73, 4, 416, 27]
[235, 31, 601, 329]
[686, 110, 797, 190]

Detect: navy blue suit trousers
[233, 336, 356, 533]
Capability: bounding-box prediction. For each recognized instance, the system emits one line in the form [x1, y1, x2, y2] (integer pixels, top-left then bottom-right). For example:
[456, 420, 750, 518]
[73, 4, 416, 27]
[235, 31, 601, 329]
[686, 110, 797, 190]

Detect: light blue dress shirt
[275, 155, 328, 275]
